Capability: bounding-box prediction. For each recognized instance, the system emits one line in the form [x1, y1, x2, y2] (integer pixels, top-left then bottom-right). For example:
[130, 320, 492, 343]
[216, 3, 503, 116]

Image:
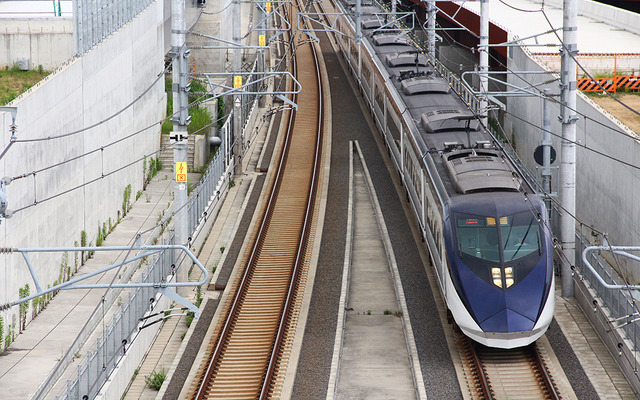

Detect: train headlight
[504, 267, 514, 288]
[492, 267, 502, 288]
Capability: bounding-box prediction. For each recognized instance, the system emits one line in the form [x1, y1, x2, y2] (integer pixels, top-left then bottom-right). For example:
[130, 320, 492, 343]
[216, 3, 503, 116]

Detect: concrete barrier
[0, 0, 166, 346]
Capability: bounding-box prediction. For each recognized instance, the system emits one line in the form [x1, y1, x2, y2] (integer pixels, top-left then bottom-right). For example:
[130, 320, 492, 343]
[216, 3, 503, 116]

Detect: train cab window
[455, 214, 500, 263]
[500, 212, 541, 261]
[455, 212, 541, 263]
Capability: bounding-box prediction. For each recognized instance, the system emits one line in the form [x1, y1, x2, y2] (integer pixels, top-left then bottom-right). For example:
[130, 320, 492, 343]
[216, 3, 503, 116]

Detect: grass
[0, 65, 50, 105]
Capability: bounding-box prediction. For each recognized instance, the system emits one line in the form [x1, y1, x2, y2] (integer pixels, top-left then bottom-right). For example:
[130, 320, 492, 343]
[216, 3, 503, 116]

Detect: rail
[459, 337, 560, 400]
[189, 1, 323, 397]
[50, 56, 267, 400]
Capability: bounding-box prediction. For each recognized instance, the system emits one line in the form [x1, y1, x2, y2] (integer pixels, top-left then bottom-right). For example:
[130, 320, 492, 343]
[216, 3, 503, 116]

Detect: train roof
[358, 14, 531, 199]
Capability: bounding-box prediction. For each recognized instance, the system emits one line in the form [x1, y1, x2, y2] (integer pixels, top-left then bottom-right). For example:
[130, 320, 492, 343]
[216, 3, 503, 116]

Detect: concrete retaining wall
[0, 18, 74, 70]
[0, 1, 166, 344]
[506, 45, 640, 278]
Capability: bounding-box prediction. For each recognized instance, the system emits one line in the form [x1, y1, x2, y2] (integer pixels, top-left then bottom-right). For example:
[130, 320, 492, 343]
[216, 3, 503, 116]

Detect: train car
[326, 0, 555, 348]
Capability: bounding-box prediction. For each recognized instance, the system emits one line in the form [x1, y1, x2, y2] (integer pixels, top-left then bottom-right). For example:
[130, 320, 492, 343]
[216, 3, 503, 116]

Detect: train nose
[480, 308, 535, 333]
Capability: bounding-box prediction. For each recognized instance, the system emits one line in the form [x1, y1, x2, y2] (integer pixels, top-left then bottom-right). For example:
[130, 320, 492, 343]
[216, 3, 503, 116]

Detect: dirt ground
[587, 92, 640, 135]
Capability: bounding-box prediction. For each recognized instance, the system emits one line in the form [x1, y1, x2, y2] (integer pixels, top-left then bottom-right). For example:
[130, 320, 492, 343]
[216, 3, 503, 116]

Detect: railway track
[458, 334, 561, 400]
[186, 4, 324, 400]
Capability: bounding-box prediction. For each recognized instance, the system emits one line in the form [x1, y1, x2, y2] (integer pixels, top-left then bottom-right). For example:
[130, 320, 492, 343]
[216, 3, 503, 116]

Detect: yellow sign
[176, 162, 187, 182]
[234, 75, 242, 89]
[259, 34, 266, 47]
[266, 2, 271, 12]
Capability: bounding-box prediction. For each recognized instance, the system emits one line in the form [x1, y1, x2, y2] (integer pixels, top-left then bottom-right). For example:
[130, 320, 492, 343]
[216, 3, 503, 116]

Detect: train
[325, 0, 555, 348]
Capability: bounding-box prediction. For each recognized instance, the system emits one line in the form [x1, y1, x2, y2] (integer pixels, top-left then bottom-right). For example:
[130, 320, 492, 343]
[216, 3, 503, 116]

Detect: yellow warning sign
[176, 162, 187, 182]
[259, 34, 266, 47]
[266, 2, 271, 12]
[234, 75, 242, 89]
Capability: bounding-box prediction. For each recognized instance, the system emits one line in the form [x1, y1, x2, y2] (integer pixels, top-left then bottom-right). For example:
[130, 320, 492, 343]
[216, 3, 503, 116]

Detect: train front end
[443, 192, 555, 349]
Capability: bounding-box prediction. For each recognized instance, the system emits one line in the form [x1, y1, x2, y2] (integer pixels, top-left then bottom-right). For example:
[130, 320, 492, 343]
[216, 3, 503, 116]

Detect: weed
[367, 310, 372, 315]
[219, 246, 225, 254]
[229, 180, 236, 189]
[145, 369, 166, 390]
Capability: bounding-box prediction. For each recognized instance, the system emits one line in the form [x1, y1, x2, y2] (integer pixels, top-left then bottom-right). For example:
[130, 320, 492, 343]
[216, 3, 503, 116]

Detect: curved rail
[189, 2, 323, 398]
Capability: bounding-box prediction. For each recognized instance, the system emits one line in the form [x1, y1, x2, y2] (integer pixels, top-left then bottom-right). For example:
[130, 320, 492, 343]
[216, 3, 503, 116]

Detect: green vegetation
[122, 184, 132, 215]
[0, 315, 4, 352]
[162, 78, 213, 136]
[145, 369, 166, 390]
[143, 156, 163, 189]
[0, 65, 50, 105]
[186, 286, 204, 328]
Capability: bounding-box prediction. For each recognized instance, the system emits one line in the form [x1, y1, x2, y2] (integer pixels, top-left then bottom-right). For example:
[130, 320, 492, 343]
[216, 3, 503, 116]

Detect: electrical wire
[14, 63, 170, 144]
[540, 8, 640, 118]
[423, 2, 640, 141]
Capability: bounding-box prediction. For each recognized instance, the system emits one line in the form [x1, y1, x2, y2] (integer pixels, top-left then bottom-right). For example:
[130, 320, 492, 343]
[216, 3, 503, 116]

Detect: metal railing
[51, 55, 267, 399]
[54, 236, 175, 400]
[575, 235, 640, 394]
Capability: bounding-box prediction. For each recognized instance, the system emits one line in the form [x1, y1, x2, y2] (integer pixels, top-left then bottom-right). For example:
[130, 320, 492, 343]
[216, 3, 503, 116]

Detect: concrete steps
[160, 134, 196, 170]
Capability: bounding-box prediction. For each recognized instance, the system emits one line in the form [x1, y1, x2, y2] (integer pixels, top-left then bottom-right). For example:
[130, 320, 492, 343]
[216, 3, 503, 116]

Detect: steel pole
[171, 0, 189, 285]
[542, 89, 552, 219]
[426, 0, 436, 58]
[355, 0, 362, 45]
[479, 0, 489, 126]
[233, 0, 243, 175]
[560, 0, 577, 297]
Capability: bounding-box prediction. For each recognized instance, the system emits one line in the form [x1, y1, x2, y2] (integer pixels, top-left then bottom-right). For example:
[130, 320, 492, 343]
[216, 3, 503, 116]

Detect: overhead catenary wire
[428, 1, 640, 141]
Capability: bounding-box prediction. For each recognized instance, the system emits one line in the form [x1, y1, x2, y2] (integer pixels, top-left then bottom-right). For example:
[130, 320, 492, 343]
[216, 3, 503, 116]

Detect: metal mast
[426, 0, 436, 57]
[233, 0, 243, 174]
[171, 0, 189, 284]
[560, 0, 577, 297]
[478, 0, 489, 125]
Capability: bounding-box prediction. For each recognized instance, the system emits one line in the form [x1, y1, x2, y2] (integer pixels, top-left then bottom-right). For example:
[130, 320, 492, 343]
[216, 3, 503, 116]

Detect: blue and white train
[325, 0, 555, 348]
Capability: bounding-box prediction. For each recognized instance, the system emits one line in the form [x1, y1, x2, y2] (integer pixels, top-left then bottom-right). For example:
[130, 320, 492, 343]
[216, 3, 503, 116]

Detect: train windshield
[455, 212, 540, 263]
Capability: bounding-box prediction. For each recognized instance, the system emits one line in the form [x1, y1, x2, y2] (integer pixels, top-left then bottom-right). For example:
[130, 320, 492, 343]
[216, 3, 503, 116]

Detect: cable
[421, 2, 640, 141]
[503, 106, 640, 172]
[17, 63, 170, 144]
[540, 8, 640, 119]
[497, 0, 543, 13]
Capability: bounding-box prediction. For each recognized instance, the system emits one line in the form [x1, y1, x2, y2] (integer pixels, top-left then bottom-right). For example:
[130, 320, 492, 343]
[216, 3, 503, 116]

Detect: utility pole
[560, 0, 577, 297]
[426, 0, 436, 58]
[258, 0, 267, 107]
[542, 89, 552, 219]
[355, 0, 362, 45]
[478, 0, 489, 126]
[171, 0, 189, 284]
[233, 0, 243, 175]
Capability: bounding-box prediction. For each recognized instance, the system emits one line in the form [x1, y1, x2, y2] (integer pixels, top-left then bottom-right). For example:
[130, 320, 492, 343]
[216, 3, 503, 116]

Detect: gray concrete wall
[506, 46, 640, 278]
[0, 18, 74, 70]
[0, 0, 166, 344]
